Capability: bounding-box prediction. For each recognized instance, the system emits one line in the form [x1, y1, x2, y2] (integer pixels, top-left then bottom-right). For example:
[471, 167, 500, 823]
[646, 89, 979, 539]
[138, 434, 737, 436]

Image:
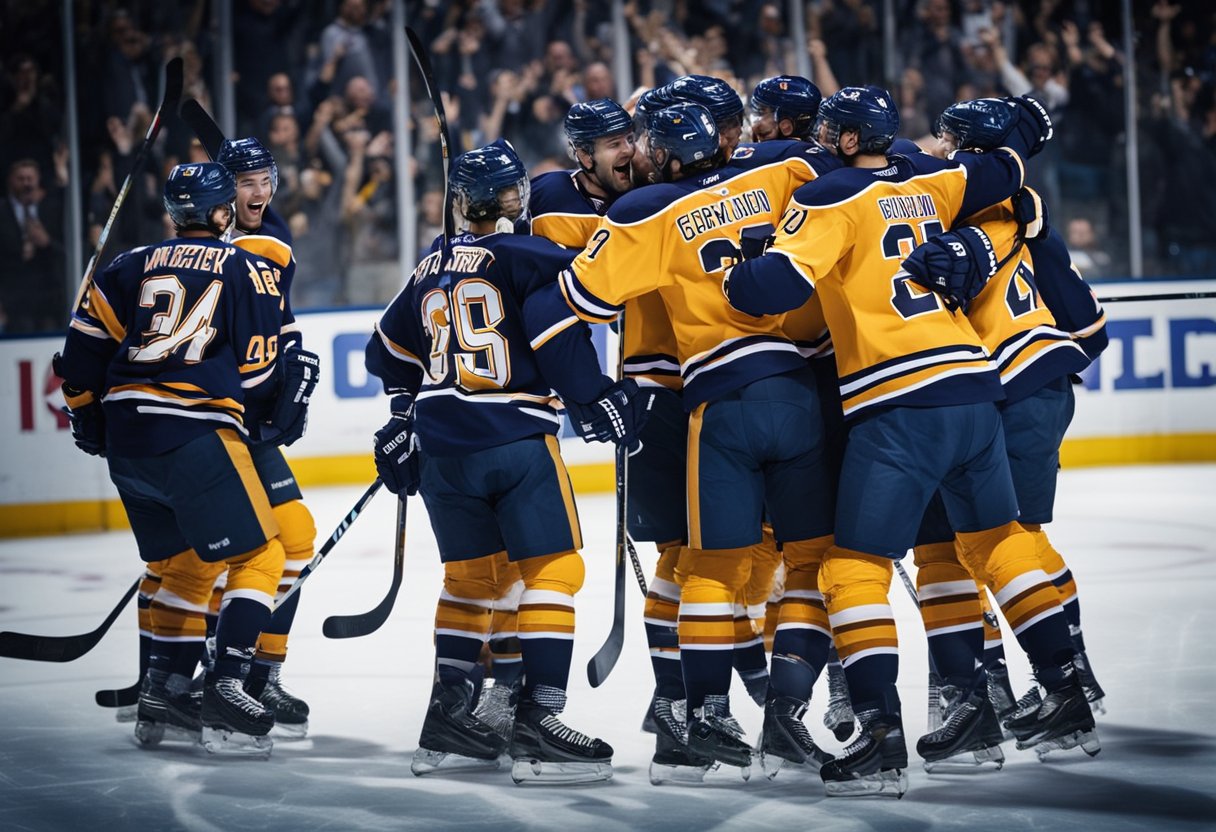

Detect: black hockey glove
[566, 378, 655, 451]
[52, 352, 105, 457]
[373, 394, 420, 497]
[1011, 186, 1049, 240]
[264, 346, 321, 447]
[999, 95, 1053, 160]
[739, 228, 774, 260]
[902, 227, 999, 313]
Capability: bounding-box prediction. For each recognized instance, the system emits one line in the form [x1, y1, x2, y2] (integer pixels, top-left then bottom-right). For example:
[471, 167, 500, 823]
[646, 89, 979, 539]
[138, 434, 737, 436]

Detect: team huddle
[55, 70, 1109, 796]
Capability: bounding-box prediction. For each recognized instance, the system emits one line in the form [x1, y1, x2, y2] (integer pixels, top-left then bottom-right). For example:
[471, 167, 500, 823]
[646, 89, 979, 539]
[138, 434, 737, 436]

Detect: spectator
[0, 54, 61, 182]
[320, 0, 380, 99]
[0, 159, 65, 333]
[257, 72, 300, 144]
[581, 61, 615, 102]
[100, 11, 157, 122]
[1066, 217, 1112, 277]
[341, 129, 399, 304]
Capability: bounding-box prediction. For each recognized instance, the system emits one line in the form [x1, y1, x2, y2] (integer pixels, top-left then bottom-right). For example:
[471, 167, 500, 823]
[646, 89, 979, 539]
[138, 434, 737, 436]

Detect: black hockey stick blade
[322, 495, 406, 639]
[72, 58, 182, 313]
[180, 98, 227, 158]
[587, 444, 630, 687]
[95, 680, 140, 708]
[405, 27, 455, 246]
[1097, 291, 1216, 303]
[0, 577, 140, 662]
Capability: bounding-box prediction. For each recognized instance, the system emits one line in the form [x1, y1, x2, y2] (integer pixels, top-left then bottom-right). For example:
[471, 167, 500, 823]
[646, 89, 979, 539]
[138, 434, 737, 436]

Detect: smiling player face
[234, 170, 273, 230]
[586, 131, 636, 196]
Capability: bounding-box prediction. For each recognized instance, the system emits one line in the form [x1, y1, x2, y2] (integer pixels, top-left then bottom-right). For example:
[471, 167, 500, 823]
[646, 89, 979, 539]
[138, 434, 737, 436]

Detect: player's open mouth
[249, 201, 265, 215]
[612, 163, 630, 179]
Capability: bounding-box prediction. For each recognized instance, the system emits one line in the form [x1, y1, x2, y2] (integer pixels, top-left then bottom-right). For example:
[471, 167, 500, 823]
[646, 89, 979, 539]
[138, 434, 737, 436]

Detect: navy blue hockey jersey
[366, 232, 611, 456]
[60, 236, 288, 456]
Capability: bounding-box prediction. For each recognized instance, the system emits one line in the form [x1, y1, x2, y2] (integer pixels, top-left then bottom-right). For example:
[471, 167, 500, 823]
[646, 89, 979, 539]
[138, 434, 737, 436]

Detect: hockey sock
[956, 523, 1074, 687]
[768, 535, 833, 701]
[819, 546, 899, 713]
[1024, 524, 1085, 648]
[262, 500, 316, 642]
[977, 585, 1008, 669]
[488, 551, 524, 686]
[436, 556, 497, 676]
[646, 543, 685, 699]
[137, 564, 163, 679]
[678, 546, 752, 713]
[734, 529, 781, 677]
[913, 542, 984, 680]
[215, 540, 284, 678]
[517, 551, 582, 696]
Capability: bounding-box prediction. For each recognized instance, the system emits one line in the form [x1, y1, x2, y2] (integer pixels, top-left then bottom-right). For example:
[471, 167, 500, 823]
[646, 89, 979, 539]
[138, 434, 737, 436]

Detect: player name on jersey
[144, 243, 235, 274]
[876, 193, 938, 222]
[675, 187, 772, 241]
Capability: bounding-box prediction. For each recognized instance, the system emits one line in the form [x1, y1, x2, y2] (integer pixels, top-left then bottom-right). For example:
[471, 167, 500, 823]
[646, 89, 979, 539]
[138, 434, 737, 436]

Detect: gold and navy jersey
[531, 169, 683, 390]
[960, 202, 1091, 402]
[366, 232, 610, 457]
[1026, 227, 1108, 362]
[59, 237, 287, 456]
[232, 205, 301, 349]
[729, 146, 1029, 418]
[559, 141, 838, 410]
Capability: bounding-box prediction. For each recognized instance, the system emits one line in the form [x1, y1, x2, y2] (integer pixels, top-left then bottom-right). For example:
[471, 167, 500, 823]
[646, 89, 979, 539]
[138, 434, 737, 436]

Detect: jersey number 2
[883, 220, 947, 320]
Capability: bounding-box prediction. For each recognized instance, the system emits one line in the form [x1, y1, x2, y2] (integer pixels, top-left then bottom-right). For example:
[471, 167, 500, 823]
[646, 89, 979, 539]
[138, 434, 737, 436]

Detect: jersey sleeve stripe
[559, 268, 620, 323]
[233, 235, 294, 267]
[85, 286, 127, 342]
[240, 365, 278, 389]
[529, 315, 580, 350]
[375, 323, 424, 369]
[68, 317, 112, 340]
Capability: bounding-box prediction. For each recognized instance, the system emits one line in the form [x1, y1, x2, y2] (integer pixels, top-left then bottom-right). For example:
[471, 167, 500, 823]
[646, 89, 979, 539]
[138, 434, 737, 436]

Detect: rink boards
[1, 280, 1213, 537]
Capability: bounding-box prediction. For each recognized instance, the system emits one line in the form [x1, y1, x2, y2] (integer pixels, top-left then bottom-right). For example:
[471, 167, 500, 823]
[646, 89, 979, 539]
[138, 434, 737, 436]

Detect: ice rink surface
[2, 463, 1215, 832]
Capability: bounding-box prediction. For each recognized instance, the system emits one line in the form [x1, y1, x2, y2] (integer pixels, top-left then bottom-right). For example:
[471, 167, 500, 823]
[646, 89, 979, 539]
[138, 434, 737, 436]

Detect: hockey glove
[999, 95, 1053, 160]
[902, 226, 999, 313]
[739, 228, 774, 261]
[566, 378, 655, 451]
[264, 346, 321, 447]
[1011, 186, 1049, 240]
[373, 394, 420, 497]
[52, 353, 106, 457]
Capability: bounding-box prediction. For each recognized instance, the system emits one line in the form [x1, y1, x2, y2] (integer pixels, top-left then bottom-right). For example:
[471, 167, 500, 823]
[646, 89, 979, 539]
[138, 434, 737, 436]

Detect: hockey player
[726, 86, 1099, 796]
[366, 141, 652, 785]
[559, 102, 838, 779]
[741, 73, 858, 750]
[905, 100, 1109, 764]
[668, 74, 747, 159]
[58, 162, 318, 755]
[218, 137, 317, 737]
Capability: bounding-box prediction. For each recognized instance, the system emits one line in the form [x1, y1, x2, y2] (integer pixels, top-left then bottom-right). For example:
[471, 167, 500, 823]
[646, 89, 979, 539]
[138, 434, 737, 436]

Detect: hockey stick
[71, 58, 183, 313]
[1097, 291, 1216, 303]
[587, 441, 630, 687]
[0, 577, 139, 662]
[180, 98, 226, 158]
[405, 27, 455, 256]
[90, 479, 382, 706]
[323, 494, 406, 638]
[894, 559, 944, 731]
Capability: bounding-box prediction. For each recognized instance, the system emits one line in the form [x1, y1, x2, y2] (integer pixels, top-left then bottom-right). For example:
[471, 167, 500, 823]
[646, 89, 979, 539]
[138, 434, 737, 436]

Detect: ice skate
[648, 696, 715, 785]
[1073, 650, 1107, 716]
[642, 692, 686, 735]
[247, 663, 309, 739]
[686, 695, 755, 777]
[1005, 667, 1100, 761]
[473, 678, 519, 743]
[510, 698, 613, 784]
[917, 683, 1005, 772]
[820, 710, 909, 798]
[760, 695, 835, 778]
[134, 670, 202, 747]
[412, 680, 506, 776]
[986, 662, 1018, 736]
[200, 675, 274, 757]
[822, 661, 855, 742]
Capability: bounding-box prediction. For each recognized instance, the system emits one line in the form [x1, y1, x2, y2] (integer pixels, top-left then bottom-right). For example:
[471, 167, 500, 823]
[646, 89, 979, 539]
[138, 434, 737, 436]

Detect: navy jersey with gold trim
[560, 142, 838, 410]
[367, 232, 611, 457]
[1027, 227, 1108, 362]
[59, 237, 288, 457]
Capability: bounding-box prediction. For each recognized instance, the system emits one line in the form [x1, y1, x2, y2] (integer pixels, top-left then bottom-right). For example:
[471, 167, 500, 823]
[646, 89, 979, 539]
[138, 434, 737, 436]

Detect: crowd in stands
[1, 0, 1213, 333]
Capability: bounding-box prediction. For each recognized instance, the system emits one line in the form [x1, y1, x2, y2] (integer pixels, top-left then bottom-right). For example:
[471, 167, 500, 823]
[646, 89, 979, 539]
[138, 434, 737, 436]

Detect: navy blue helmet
[645, 102, 720, 173]
[163, 162, 236, 232]
[933, 98, 1016, 151]
[565, 98, 633, 153]
[450, 138, 530, 225]
[815, 85, 899, 155]
[217, 137, 279, 196]
[750, 75, 822, 139]
[633, 84, 678, 134]
[668, 74, 744, 127]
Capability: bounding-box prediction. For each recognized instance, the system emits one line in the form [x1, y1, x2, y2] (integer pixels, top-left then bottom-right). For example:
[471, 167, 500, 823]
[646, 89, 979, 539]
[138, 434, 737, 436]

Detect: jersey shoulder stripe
[233, 234, 293, 268]
[530, 171, 597, 217]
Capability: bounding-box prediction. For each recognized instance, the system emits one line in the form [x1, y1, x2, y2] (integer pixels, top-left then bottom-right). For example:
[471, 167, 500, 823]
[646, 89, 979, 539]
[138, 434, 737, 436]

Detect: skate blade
[115, 705, 139, 724]
[649, 760, 713, 785]
[270, 720, 309, 740]
[1032, 728, 1101, 761]
[762, 752, 825, 779]
[824, 768, 908, 798]
[135, 720, 201, 747]
[411, 748, 502, 776]
[1088, 696, 1107, 717]
[510, 758, 613, 785]
[201, 725, 273, 757]
[922, 744, 1004, 773]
